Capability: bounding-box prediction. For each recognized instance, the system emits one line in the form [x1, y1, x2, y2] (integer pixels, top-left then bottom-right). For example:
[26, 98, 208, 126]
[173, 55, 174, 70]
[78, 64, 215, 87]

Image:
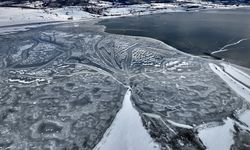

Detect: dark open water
[99, 8, 250, 68]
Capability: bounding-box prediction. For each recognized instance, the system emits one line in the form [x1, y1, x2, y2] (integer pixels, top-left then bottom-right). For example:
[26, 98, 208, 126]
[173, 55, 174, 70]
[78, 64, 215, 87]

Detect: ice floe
[166, 119, 193, 129]
[198, 118, 235, 150]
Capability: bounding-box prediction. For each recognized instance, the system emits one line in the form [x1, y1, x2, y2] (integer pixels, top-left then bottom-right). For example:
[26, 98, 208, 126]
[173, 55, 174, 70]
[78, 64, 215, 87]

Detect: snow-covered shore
[0, 6, 96, 27]
[0, 1, 248, 29]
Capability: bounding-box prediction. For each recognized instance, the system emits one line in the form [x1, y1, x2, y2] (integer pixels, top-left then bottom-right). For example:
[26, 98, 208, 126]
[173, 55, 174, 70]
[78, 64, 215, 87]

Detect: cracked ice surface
[0, 21, 249, 150]
[94, 89, 159, 150]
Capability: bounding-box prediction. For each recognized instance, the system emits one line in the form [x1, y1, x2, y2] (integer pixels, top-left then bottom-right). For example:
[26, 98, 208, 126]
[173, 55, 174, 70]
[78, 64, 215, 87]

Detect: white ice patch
[8, 78, 46, 84]
[198, 118, 235, 150]
[221, 63, 250, 88]
[94, 89, 160, 150]
[166, 61, 189, 71]
[165, 61, 179, 67]
[166, 119, 193, 129]
[209, 63, 250, 102]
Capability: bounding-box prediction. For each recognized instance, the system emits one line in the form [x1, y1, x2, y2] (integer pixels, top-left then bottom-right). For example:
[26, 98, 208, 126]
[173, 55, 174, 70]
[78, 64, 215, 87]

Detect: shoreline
[1, 2, 249, 28]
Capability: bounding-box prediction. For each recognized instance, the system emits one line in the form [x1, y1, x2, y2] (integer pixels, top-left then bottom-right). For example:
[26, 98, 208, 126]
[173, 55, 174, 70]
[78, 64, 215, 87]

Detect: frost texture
[0, 22, 249, 150]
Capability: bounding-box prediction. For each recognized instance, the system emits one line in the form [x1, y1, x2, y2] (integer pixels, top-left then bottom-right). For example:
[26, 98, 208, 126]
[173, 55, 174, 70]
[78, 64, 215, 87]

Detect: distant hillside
[0, 0, 249, 7]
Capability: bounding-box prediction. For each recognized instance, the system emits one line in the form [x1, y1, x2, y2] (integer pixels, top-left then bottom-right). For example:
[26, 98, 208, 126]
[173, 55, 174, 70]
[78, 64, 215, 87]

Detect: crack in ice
[94, 89, 160, 150]
[211, 38, 249, 54]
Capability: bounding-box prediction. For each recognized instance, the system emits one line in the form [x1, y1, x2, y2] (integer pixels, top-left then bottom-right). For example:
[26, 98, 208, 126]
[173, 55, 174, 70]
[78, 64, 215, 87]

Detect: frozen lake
[0, 15, 250, 150]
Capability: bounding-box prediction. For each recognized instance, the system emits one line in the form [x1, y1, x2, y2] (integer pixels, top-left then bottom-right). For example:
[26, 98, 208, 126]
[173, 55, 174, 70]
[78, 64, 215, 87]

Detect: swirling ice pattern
[0, 22, 249, 150]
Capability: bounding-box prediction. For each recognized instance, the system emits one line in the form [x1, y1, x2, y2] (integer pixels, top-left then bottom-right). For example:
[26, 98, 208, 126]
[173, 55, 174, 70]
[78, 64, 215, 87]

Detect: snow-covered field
[0, 7, 96, 27]
[0, 6, 99, 34]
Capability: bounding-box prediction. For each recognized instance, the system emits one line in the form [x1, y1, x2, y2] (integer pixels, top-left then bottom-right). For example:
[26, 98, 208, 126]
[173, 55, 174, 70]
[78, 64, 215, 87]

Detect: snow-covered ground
[0, 7, 96, 27]
[0, 6, 99, 34]
[102, 3, 184, 16]
[94, 89, 160, 150]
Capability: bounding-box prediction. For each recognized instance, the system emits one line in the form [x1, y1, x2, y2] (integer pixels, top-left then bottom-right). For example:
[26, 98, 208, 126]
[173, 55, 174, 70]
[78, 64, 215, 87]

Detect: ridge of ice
[166, 119, 193, 129]
[221, 63, 250, 88]
[209, 63, 250, 102]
